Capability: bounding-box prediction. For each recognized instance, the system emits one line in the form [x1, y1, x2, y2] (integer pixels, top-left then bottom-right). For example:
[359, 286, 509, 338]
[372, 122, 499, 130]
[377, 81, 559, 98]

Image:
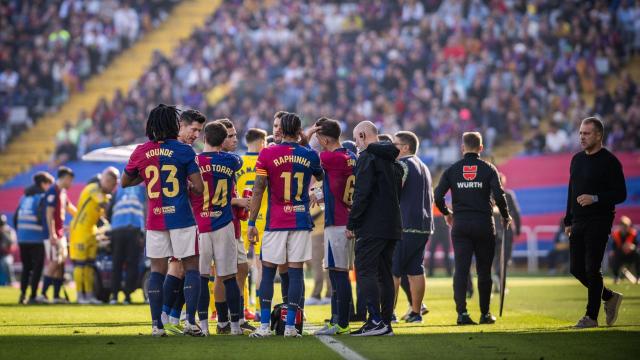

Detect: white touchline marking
[307, 325, 368, 360]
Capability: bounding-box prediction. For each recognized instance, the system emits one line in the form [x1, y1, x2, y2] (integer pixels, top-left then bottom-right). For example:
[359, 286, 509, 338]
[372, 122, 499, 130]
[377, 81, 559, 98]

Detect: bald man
[70, 167, 120, 304]
[348, 121, 404, 336]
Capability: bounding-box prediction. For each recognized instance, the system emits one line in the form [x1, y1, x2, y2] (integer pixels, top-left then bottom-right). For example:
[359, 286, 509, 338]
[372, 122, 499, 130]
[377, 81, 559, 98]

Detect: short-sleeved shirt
[255, 142, 323, 231]
[70, 182, 110, 235]
[190, 151, 242, 233]
[320, 148, 356, 227]
[124, 140, 199, 231]
[45, 184, 68, 238]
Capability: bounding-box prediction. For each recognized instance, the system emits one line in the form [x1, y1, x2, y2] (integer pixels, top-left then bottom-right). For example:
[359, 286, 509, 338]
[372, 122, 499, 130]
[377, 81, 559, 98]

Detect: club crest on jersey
[463, 165, 477, 181]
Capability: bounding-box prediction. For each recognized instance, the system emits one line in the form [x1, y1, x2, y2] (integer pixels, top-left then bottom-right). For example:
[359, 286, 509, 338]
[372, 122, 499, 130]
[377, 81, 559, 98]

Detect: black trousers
[610, 250, 640, 278]
[110, 227, 142, 298]
[19, 243, 45, 298]
[428, 217, 452, 276]
[570, 219, 614, 319]
[452, 218, 495, 315]
[354, 235, 396, 324]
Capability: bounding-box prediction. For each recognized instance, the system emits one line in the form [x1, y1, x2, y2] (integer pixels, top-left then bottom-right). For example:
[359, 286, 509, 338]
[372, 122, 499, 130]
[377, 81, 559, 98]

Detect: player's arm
[66, 201, 77, 217]
[489, 166, 511, 226]
[434, 167, 454, 226]
[121, 172, 144, 188]
[188, 173, 204, 195]
[247, 174, 267, 244]
[45, 206, 57, 243]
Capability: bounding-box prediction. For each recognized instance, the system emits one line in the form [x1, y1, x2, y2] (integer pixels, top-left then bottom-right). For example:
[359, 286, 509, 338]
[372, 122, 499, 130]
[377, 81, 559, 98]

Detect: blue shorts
[392, 232, 428, 277]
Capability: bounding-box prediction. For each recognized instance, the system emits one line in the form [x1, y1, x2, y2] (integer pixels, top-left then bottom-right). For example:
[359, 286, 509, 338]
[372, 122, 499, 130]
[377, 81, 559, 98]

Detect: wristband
[248, 220, 256, 227]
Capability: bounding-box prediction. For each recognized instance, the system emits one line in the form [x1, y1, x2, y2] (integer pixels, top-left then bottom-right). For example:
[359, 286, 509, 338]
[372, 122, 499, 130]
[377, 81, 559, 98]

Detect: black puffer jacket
[347, 142, 404, 240]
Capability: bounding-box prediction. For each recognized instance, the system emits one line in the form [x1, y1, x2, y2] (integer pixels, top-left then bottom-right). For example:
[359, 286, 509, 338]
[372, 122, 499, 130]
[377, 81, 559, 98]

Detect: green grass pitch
[0, 276, 638, 359]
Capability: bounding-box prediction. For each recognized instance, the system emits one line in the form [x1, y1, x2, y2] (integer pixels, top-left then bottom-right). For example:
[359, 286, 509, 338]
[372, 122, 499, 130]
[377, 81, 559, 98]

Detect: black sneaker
[18, 293, 25, 305]
[382, 323, 394, 336]
[457, 313, 477, 325]
[351, 319, 389, 337]
[390, 313, 398, 324]
[216, 322, 231, 335]
[240, 321, 256, 334]
[479, 313, 496, 324]
[405, 312, 423, 323]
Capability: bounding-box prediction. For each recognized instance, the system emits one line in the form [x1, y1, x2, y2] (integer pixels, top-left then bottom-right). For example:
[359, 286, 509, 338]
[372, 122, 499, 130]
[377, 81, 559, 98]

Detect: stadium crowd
[0, 0, 179, 151]
[49, 0, 640, 168]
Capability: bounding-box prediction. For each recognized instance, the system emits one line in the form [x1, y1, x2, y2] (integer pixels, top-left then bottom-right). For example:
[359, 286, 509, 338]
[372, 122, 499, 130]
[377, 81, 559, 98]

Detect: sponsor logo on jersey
[153, 206, 176, 215]
[463, 165, 477, 181]
[200, 211, 223, 218]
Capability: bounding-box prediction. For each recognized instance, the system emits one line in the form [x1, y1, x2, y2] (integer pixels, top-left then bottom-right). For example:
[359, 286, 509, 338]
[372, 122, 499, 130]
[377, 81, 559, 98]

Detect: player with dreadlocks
[122, 104, 205, 337]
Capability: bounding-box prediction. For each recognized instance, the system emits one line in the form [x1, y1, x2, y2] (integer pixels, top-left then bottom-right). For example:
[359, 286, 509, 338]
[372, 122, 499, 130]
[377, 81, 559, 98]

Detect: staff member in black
[347, 121, 404, 336]
[564, 117, 626, 328]
[434, 132, 511, 325]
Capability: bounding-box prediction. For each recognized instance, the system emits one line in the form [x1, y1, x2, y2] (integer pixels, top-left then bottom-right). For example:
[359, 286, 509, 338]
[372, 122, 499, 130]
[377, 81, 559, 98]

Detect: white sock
[169, 316, 180, 325]
[260, 323, 270, 330]
[161, 312, 169, 325]
[200, 319, 209, 332]
[230, 322, 240, 332]
[285, 325, 296, 332]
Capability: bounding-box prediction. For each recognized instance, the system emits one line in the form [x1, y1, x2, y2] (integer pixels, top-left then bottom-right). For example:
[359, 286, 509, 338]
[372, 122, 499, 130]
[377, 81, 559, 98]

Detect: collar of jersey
[464, 152, 480, 158]
[245, 152, 259, 155]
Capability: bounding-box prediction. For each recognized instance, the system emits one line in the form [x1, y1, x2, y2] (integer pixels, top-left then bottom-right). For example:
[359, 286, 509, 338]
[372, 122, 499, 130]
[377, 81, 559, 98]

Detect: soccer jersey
[70, 182, 109, 234]
[190, 151, 242, 233]
[45, 184, 68, 238]
[124, 139, 199, 231]
[255, 142, 323, 231]
[321, 148, 357, 227]
[238, 152, 268, 240]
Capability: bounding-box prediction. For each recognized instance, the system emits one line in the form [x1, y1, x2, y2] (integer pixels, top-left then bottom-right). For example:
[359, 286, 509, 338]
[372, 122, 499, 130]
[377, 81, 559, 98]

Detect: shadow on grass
[340, 330, 640, 360]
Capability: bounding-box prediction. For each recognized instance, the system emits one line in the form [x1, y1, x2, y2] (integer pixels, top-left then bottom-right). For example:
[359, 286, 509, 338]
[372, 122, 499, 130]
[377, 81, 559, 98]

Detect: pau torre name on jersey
[273, 155, 311, 168]
[198, 163, 234, 177]
[145, 148, 174, 159]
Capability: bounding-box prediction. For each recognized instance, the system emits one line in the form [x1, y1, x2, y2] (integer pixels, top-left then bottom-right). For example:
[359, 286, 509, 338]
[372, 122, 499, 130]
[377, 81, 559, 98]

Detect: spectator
[609, 216, 640, 284]
[545, 122, 570, 153]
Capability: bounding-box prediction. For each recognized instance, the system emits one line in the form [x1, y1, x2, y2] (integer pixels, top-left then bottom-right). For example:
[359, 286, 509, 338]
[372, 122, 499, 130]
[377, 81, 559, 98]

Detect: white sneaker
[183, 323, 205, 337]
[574, 316, 598, 329]
[284, 327, 301, 338]
[34, 295, 49, 304]
[77, 294, 90, 305]
[152, 327, 167, 337]
[305, 297, 322, 306]
[604, 291, 623, 326]
[109, 299, 118, 305]
[88, 297, 102, 305]
[52, 297, 69, 304]
[320, 297, 332, 305]
[249, 326, 273, 338]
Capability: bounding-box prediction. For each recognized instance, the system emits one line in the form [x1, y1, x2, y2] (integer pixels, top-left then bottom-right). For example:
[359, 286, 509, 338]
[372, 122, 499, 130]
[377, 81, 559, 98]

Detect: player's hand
[502, 216, 512, 228]
[577, 194, 596, 207]
[444, 214, 453, 227]
[345, 229, 355, 240]
[309, 192, 319, 207]
[305, 125, 321, 139]
[564, 226, 572, 237]
[49, 235, 58, 246]
[247, 226, 259, 244]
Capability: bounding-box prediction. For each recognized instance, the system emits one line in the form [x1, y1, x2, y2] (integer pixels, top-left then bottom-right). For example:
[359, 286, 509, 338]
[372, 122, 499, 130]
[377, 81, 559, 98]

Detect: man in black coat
[347, 121, 404, 336]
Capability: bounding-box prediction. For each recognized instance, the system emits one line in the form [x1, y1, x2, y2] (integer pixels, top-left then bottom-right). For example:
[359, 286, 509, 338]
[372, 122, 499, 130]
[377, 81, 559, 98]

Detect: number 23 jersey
[255, 142, 323, 231]
[124, 140, 199, 230]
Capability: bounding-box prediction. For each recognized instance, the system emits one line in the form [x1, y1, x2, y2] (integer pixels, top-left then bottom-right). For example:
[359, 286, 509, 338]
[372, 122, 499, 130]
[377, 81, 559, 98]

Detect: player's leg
[70, 235, 87, 304]
[18, 244, 33, 303]
[173, 226, 202, 335]
[146, 229, 172, 336]
[41, 240, 55, 301]
[391, 235, 404, 319]
[196, 232, 215, 335]
[217, 222, 242, 335]
[235, 237, 252, 324]
[452, 221, 475, 325]
[472, 221, 496, 324]
[405, 234, 428, 322]
[162, 259, 183, 326]
[251, 231, 286, 337]
[279, 264, 289, 304]
[84, 238, 99, 304]
[52, 238, 67, 303]
[284, 231, 312, 337]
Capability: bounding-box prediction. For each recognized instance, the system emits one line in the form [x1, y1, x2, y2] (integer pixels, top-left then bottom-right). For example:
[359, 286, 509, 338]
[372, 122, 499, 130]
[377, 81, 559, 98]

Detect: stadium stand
[51, 0, 640, 170]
